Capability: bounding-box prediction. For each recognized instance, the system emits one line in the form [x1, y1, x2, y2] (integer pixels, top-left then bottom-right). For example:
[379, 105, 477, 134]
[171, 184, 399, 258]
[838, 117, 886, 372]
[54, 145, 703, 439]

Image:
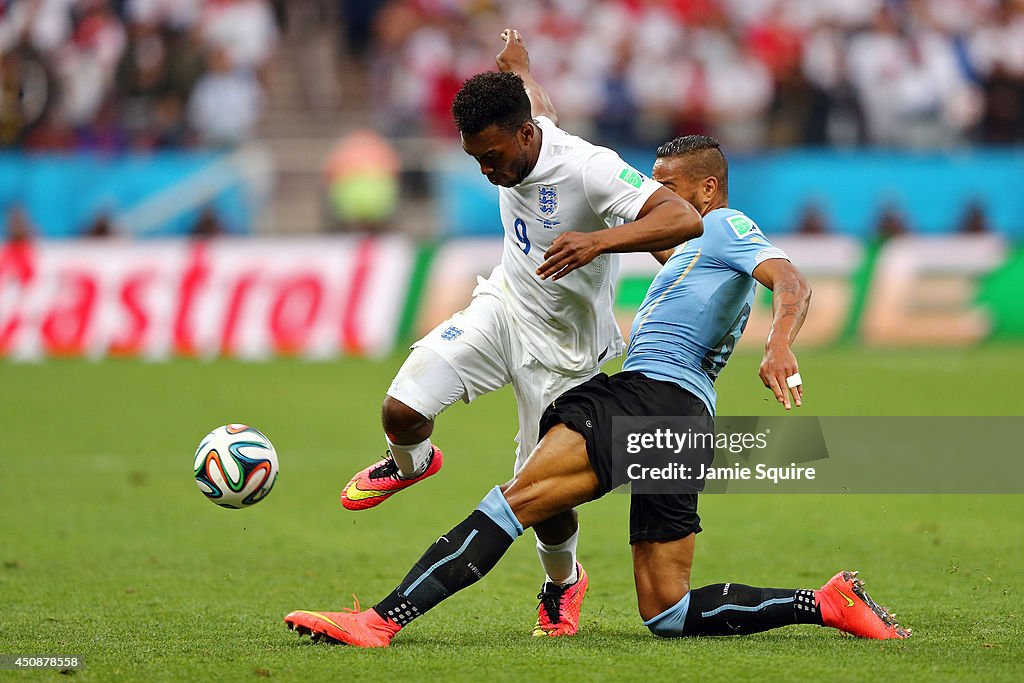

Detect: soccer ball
[193, 424, 278, 509]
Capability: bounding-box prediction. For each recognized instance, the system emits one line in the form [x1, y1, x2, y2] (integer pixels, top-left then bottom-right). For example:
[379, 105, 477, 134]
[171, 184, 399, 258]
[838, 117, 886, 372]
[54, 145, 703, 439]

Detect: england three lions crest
[539, 185, 558, 215]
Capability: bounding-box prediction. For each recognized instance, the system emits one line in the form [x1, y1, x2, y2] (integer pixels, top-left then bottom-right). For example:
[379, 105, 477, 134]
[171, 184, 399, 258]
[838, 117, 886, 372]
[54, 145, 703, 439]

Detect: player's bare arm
[537, 188, 702, 281]
[650, 247, 676, 265]
[752, 258, 812, 410]
[496, 29, 559, 125]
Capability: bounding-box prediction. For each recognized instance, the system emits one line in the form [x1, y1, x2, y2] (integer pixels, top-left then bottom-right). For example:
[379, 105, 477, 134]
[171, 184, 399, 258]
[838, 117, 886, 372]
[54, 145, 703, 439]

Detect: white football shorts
[387, 293, 598, 472]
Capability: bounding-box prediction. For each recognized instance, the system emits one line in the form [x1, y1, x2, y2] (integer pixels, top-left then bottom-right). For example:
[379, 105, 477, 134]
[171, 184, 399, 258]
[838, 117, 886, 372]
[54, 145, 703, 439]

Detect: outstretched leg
[286, 425, 599, 647]
[375, 426, 598, 623]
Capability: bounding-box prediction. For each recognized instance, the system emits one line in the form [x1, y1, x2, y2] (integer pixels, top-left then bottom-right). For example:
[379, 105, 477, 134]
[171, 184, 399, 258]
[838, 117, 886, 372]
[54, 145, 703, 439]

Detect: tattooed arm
[751, 259, 812, 410]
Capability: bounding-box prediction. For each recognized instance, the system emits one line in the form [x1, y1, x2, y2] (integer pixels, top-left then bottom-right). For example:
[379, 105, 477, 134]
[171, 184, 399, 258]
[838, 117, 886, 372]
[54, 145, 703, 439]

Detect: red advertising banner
[0, 237, 414, 360]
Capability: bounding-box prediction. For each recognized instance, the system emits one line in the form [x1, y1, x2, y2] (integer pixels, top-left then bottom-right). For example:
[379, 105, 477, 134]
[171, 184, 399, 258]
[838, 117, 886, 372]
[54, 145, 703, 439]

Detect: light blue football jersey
[622, 208, 788, 415]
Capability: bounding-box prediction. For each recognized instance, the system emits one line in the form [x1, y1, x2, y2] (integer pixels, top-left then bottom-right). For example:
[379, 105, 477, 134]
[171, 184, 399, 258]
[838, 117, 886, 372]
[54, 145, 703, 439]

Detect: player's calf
[643, 572, 909, 639]
[644, 583, 823, 637]
[370, 487, 524, 632]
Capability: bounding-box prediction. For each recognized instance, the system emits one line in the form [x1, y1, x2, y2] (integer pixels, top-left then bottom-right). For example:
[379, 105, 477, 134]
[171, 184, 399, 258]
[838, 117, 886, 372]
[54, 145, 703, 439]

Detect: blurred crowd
[0, 0, 280, 150]
[369, 0, 1024, 149]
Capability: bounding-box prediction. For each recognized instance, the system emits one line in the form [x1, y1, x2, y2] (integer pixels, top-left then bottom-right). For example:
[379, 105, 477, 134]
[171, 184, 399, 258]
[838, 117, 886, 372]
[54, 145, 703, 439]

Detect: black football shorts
[539, 371, 711, 544]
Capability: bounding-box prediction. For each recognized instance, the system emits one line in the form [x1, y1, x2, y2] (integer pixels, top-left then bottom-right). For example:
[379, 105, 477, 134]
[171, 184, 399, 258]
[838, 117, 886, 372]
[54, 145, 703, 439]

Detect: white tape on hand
[786, 373, 802, 389]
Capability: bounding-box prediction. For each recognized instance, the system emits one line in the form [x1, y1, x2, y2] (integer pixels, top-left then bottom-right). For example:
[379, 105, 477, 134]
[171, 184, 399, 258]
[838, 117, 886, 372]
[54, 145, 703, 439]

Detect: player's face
[652, 156, 714, 214]
[461, 123, 534, 188]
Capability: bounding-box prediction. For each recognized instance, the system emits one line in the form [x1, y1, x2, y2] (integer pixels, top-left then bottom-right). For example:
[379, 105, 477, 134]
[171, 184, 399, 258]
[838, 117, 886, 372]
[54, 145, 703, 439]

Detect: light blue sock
[475, 486, 524, 541]
[643, 592, 691, 638]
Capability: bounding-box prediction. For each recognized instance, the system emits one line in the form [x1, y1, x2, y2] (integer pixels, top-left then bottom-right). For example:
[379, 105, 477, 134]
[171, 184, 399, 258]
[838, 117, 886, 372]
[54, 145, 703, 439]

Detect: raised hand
[497, 28, 530, 74]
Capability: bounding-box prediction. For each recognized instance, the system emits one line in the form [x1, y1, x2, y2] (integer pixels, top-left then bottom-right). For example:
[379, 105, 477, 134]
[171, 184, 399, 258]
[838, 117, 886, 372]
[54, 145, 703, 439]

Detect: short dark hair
[656, 135, 729, 195]
[451, 71, 532, 135]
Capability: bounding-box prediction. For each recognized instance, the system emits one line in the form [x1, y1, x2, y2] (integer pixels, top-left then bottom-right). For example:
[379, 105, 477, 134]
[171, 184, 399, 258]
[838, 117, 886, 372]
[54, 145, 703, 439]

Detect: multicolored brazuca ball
[194, 424, 278, 509]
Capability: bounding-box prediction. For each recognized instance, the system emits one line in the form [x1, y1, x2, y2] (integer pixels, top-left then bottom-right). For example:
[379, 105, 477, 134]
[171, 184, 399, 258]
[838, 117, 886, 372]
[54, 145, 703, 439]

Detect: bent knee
[635, 565, 691, 624]
[499, 479, 558, 531]
[381, 395, 429, 434]
[642, 590, 691, 638]
[497, 480, 531, 528]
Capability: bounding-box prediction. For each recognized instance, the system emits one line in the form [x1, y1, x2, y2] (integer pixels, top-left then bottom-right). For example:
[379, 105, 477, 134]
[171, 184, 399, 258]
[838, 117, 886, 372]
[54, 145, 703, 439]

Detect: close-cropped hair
[656, 135, 729, 192]
[452, 71, 532, 135]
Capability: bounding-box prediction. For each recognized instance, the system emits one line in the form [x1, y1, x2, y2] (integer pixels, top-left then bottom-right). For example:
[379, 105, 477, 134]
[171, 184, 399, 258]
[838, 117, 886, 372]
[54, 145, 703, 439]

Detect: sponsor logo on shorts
[539, 185, 558, 215]
[440, 326, 464, 341]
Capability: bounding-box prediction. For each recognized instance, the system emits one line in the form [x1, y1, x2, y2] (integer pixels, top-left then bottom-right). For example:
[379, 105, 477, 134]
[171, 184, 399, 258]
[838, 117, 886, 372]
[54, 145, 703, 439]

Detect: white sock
[536, 528, 579, 586]
[386, 435, 433, 479]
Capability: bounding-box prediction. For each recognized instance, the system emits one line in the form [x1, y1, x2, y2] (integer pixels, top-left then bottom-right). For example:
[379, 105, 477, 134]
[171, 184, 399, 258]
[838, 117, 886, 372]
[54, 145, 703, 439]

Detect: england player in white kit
[340, 30, 703, 637]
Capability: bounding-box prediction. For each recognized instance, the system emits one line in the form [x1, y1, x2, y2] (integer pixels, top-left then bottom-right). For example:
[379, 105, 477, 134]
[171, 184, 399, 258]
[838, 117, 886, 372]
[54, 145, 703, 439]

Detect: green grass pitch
[1, 348, 1022, 681]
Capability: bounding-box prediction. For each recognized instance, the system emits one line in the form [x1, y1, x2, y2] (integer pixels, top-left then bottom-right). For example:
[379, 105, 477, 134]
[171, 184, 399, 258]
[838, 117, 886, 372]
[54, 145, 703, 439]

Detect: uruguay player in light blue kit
[284, 136, 911, 647]
[625, 134, 802, 416]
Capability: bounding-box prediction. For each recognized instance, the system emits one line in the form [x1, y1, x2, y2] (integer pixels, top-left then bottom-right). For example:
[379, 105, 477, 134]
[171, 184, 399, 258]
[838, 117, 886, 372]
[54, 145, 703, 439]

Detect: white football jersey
[473, 116, 662, 375]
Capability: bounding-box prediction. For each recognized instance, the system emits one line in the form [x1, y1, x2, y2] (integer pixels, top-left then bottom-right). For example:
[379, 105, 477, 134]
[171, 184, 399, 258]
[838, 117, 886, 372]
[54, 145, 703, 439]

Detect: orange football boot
[341, 446, 443, 511]
[532, 563, 589, 637]
[284, 599, 401, 648]
[818, 570, 911, 639]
